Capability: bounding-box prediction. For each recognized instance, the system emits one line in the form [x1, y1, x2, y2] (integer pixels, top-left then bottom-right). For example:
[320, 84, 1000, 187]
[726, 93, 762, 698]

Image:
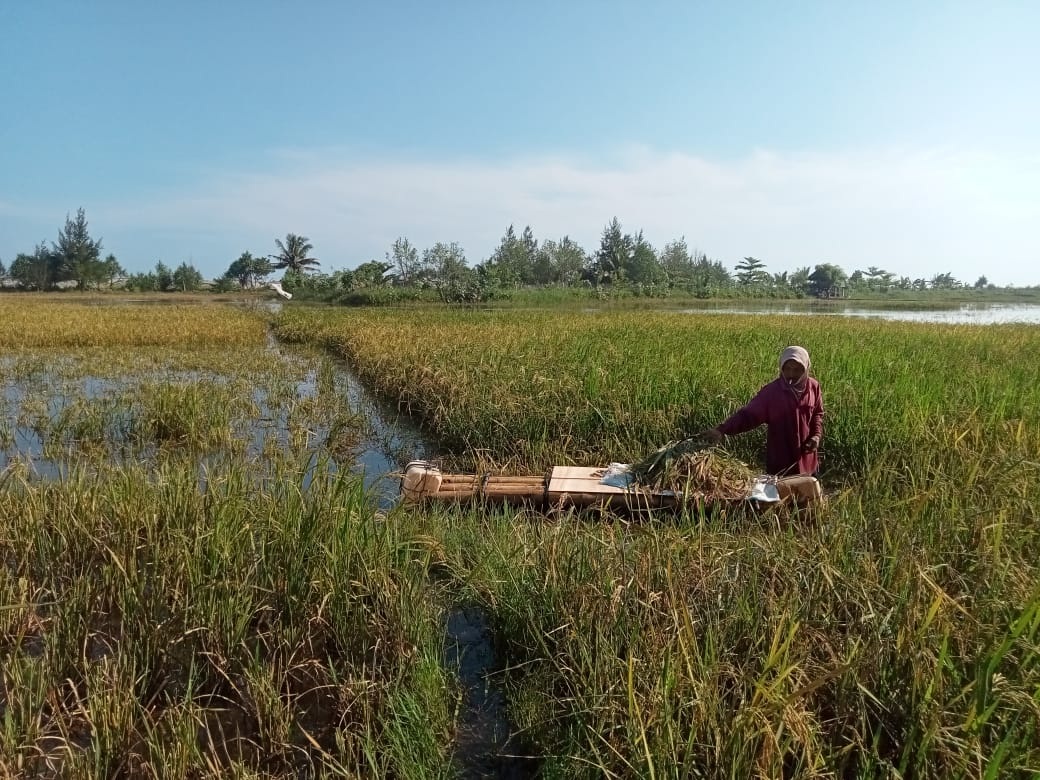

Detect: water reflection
[0, 342, 432, 509]
[675, 302, 1040, 324]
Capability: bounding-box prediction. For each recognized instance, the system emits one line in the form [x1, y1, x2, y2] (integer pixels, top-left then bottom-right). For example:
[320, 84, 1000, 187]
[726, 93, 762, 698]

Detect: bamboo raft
[401, 461, 822, 513]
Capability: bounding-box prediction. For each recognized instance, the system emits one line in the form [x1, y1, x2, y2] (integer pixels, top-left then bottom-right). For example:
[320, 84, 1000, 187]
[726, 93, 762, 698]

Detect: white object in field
[747, 476, 781, 502]
[269, 281, 292, 299]
[402, 461, 442, 502]
[599, 463, 635, 489]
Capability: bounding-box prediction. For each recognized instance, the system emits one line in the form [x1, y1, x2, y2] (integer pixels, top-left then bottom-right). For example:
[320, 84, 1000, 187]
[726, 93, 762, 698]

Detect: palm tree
[269, 234, 321, 272]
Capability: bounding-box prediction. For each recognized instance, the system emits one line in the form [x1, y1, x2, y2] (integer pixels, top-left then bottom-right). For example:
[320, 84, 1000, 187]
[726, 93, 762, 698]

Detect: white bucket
[402, 461, 442, 502]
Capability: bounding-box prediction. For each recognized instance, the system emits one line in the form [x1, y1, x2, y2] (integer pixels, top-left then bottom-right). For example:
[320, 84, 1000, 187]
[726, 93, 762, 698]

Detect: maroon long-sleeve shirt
[717, 377, 824, 475]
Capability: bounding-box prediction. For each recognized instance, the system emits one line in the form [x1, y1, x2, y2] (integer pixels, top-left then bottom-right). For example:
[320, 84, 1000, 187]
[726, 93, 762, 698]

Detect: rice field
[274, 306, 1040, 777]
[2, 298, 1039, 777]
[0, 300, 453, 777]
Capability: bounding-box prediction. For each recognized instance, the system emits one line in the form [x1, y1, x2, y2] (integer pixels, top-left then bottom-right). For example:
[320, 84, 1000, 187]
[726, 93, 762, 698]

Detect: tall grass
[0, 303, 462, 776]
[0, 457, 455, 778]
[274, 305, 1040, 776]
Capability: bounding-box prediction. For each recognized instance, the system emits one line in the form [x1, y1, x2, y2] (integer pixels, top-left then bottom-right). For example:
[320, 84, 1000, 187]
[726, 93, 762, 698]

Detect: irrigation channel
[0, 332, 528, 778]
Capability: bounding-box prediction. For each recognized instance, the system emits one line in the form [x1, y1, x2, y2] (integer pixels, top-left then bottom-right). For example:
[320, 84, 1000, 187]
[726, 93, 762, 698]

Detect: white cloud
[85, 146, 1040, 285]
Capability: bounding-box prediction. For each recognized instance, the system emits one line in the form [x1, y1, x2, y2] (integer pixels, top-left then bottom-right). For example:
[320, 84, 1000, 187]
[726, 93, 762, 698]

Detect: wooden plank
[548, 480, 626, 495]
[549, 466, 622, 495]
[549, 466, 602, 479]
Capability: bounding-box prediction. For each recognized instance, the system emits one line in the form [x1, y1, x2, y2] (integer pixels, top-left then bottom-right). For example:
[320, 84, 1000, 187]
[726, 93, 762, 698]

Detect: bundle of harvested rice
[630, 439, 755, 499]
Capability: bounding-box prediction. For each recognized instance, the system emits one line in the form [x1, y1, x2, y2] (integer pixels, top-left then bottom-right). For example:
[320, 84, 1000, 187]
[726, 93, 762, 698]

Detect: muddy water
[269, 340, 434, 508]
[445, 606, 538, 778]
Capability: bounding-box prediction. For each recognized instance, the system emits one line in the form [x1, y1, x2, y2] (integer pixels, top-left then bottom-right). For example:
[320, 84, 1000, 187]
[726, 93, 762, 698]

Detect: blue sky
[2, 1, 1038, 284]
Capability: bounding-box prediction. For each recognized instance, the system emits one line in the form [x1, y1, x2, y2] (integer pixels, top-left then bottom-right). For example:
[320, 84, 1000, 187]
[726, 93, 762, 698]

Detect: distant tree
[735, 257, 769, 286]
[172, 262, 203, 292]
[481, 224, 539, 287]
[342, 260, 393, 290]
[849, 269, 865, 287]
[529, 240, 554, 285]
[125, 272, 157, 292]
[930, 272, 961, 290]
[270, 233, 320, 273]
[154, 261, 173, 291]
[211, 276, 237, 293]
[101, 254, 124, 287]
[533, 236, 587, 285]
[864, 266, 895, 290]
[416, 242, 482, 302]
[421, 242, 470, 285]
[689, 253, 732, 293]
[659, 237, 694, 280]
[591, 217, 633, 284]
[624, 230, 663, 284]
[519, 226, 538, 284]
[789, 266, 812, 296]
[807, 263, 848, 296]
[483, 225, 527, 287]
[973, 275, 989, 289]
[54, 208, 104, 289]
[386, 237, 420, 284]
[0, 257, 5, 276]
[225, 251, 272, 288]
[9, 243, 55, 290]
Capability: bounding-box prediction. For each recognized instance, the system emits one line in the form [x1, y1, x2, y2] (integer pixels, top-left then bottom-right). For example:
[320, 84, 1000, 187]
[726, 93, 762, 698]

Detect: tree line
[0, 210, 1010, 298]
[276, 218, 999, 302]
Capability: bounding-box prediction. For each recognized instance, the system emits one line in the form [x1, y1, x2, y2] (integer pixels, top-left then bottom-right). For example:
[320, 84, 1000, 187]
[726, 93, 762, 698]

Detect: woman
[704, 346, 824, 476]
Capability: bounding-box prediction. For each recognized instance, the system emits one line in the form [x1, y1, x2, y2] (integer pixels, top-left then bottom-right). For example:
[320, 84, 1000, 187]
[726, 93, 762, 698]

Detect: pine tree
[54, 208, 104, 290]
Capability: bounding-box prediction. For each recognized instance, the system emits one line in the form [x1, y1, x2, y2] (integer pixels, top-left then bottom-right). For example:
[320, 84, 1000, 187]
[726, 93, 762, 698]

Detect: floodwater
[674, 302, 1040, 324]
[0, 340, 431, 509]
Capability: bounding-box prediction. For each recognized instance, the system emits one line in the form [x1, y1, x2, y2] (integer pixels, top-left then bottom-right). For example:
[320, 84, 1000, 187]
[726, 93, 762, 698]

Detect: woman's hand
[702, 428, 724, 444]
[802, 435, 820, 453]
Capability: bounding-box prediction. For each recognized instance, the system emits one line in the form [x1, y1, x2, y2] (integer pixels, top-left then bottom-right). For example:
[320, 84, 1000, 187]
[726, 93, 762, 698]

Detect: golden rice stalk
[630, 439, 755, 499]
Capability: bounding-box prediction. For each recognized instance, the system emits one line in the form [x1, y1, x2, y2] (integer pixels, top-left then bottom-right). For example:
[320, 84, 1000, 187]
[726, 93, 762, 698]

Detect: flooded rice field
[0, 339, 430, 508]
[0, 328, 521, 776]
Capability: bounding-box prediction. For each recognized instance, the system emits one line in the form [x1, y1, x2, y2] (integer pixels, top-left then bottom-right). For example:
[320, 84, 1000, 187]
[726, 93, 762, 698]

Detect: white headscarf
[779, 346, 811, 396]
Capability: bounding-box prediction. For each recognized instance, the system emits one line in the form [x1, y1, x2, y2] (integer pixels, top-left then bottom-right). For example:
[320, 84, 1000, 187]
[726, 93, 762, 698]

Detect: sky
[2, 1, 1039, 285]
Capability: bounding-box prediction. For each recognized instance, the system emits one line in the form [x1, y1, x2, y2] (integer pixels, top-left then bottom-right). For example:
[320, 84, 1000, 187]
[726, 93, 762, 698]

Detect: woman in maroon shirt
[704, 346, 824, 476]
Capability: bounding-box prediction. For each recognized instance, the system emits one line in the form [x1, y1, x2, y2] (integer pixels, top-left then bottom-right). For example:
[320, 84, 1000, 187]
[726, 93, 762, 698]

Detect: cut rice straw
[629, 438, 755, 499]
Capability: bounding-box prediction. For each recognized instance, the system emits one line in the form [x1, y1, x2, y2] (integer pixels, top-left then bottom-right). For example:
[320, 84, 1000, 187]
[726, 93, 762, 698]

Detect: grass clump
[131, 379, 244, 449]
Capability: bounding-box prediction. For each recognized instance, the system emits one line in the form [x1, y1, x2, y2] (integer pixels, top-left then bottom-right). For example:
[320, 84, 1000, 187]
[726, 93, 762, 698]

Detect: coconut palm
[269, 233, 321, 272]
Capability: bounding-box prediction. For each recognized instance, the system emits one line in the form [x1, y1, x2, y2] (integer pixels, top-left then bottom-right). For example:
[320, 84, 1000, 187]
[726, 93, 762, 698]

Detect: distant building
[818, 285, 849, 299]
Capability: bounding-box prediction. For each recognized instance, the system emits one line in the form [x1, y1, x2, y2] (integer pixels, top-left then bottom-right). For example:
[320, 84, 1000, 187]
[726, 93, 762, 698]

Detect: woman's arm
[715, 385, 772, 438]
